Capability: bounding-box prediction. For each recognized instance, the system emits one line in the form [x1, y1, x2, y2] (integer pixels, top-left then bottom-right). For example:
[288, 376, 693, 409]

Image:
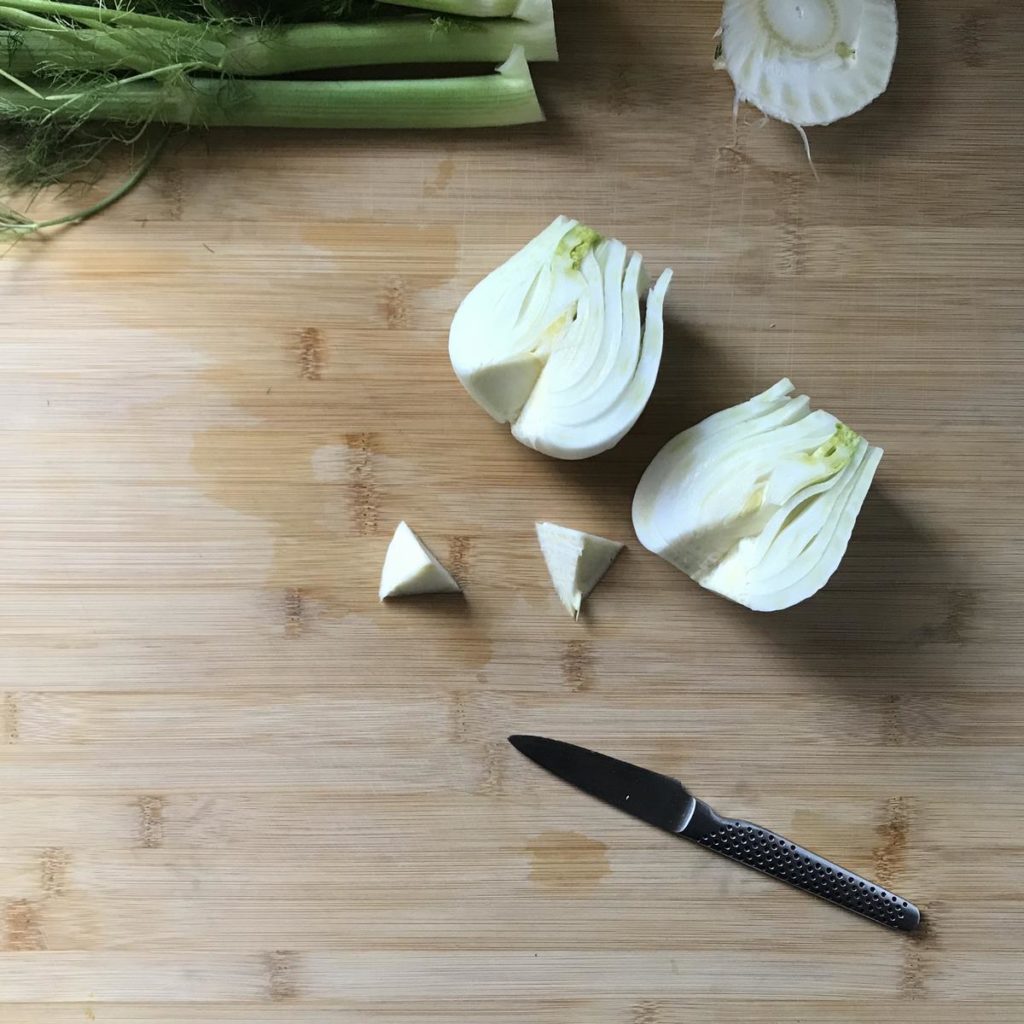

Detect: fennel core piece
[536, 522, 624, 619]
[716, 0, 897, 163]
[379, 522, 461, 600]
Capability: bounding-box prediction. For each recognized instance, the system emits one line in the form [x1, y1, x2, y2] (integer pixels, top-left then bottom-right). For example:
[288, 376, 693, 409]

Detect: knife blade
[509, 734, 921, 933]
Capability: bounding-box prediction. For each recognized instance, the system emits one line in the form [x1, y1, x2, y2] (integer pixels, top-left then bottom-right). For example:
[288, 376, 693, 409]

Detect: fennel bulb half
[449, 215, 673, 460]
[632, 379, 882, 611]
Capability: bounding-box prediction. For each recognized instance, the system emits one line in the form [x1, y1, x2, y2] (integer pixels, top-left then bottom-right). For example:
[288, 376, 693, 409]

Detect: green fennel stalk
[1, 0, 535, 22]
[1, 16, 556, 77]
[0, 47, 544, 129]
[0, 0, 556, 76]
[373, 0, 542, 18]
[0, 0, 556, 235]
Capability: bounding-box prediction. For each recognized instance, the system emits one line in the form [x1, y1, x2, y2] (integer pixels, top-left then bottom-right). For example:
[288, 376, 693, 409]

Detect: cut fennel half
[718, 0, 898, 127]
[449, 216, 673, 460]
[536, 522, 624, 618]
[632, 379, 882, 611]
[379, 521, 461, 600]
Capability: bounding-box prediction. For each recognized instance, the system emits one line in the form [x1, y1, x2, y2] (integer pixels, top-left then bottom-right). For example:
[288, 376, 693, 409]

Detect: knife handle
[683, 799, 921, 932]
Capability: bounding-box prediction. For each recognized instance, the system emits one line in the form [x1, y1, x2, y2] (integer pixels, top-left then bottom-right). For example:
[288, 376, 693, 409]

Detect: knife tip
[507, 734, 540, 753]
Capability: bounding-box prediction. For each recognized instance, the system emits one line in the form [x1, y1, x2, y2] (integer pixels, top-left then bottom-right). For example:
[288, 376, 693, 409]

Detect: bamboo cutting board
[2, 1, 1023, 1020]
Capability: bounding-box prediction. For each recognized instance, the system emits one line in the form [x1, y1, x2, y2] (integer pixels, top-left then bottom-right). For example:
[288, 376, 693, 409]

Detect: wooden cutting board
[2, 1, 1022, 1020]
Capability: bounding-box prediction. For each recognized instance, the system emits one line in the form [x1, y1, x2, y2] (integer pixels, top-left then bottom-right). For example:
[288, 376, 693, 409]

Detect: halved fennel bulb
[449, 216, 673, 460]
[536, 522, 624, 618]
[718, 0, 898, 126]
[379, 521, 461, 600]
[632, 379, 882, 611]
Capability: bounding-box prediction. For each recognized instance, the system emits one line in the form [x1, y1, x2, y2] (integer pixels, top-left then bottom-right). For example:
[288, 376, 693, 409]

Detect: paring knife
[509, 735, 921, 933]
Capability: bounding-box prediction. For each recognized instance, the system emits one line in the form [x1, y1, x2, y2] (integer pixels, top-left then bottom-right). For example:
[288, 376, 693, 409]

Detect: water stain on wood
[191, 425, 382, 613]
[4, 899, 45, 951]
[791, 809, 827, 837]
[424, 156, 455, 197]
[117, 220, 458, 613]
[293, 327, 326, 381]
[344, 431, 380, 537]
[190, 426, 362, 605]
[301, 223, 457, 272]
[526, 831, 610, 891]
[180, 222, 455, 599]
[2, 693, 18, 743]
[137, 795, 166, 849]
[872, 796, 910, 888]
[40, 848, 70, 897]
[265, 950, 299, 1001]
[562, 639, 594, 693]
[446, 535, 472, 586]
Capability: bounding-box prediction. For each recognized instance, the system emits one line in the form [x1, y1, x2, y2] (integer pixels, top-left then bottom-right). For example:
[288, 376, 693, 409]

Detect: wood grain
[2, 1, 1023, 1019]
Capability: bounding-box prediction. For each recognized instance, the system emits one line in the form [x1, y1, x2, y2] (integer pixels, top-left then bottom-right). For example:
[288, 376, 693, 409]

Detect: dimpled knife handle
[683, 800, 921, 932]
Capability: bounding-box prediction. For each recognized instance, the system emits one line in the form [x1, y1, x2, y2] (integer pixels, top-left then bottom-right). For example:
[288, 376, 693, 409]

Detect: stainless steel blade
[508, 734, 695, 834]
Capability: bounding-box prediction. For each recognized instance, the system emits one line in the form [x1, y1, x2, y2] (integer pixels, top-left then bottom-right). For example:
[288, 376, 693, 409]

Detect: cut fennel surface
[536, 522, 623, 618]
[379, 521, 461, 600]
[632, 379, 882, 611]
[718, 0, 898, 126]
[449, 216, 672, 460]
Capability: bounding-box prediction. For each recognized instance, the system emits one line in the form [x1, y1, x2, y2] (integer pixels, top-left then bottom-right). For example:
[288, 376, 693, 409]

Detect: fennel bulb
[449, 215, 673, 460]
[632, 379, 882, 611]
